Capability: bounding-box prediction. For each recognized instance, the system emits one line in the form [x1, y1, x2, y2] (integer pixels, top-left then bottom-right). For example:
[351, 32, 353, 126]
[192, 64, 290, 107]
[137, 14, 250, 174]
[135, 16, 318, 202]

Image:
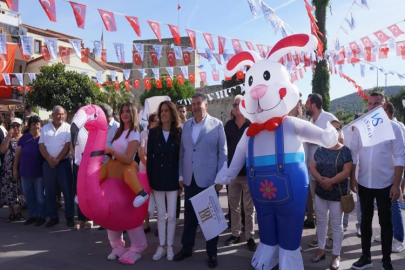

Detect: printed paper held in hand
[190, 185, 228, 241]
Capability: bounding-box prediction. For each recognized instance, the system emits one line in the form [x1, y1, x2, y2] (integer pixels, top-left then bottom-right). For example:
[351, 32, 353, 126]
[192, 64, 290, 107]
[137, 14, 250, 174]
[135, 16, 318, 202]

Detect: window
[34, 40, 41, 54]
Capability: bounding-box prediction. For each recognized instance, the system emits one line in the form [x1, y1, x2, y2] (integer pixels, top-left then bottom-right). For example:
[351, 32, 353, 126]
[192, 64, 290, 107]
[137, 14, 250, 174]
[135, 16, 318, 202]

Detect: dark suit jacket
[147, 127, 180, 192]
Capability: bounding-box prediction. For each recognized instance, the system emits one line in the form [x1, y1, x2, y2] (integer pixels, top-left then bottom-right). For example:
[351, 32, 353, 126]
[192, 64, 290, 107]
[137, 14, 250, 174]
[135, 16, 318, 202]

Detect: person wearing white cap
[0, 118, 25, 223]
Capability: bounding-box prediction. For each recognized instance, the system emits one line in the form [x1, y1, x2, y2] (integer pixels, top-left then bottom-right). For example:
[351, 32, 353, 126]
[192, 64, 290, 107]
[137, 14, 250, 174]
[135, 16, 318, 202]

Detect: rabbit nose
[250, 84, 268, 100]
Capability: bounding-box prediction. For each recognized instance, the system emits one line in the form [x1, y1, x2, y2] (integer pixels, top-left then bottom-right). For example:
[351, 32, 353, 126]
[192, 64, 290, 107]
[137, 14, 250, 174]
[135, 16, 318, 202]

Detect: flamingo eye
[263, 70, 270, 81]
[248, 76, 253, 86]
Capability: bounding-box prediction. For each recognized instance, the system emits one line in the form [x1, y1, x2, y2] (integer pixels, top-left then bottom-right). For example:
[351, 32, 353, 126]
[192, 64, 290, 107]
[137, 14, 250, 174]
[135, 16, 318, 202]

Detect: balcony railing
[0, 7, 21, 27]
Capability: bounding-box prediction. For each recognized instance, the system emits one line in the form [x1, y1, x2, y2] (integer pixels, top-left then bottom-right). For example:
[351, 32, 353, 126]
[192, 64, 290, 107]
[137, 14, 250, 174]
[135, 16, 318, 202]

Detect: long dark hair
[156, 101, 182, 146]
[111, 102, 139, 143]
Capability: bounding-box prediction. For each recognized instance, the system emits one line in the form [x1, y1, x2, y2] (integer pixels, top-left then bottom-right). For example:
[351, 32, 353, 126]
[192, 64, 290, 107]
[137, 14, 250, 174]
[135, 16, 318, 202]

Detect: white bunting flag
[166, 67, 174, 79]
[205, 48, 213, 62]
[113, 43, 125, 64]
[355, 0, 369, 10]
[222, 50, 230, 63]
[153, 45, 163, 59]
[174, 46, 182, 60]
[334, 38, 340, 51]
[370, 66, 375, 71]
[93, 41, 102, 59]
[15, 73, 23, 86]
[281, 26, 289, 38]
[0, 34, 6, 54]
[96, 71, 103, 84]
[215, 91, 221, 99]
[259, 0, 275, 22]
[240, 84, 246, 94]
[207, 93, 214, 101]
[110, 70, 116, 82]
[247, 0, 260, 18]
[223, 89, 229, 98]
[360, 64, 365, 77]
[123, 69, 131, 80]
[2, 74, 10, 85]
[151, 68, 160, 80]
[211, 64, 218, 73]
[340, 26, 349, 35]
[372, 41, 379, 54]
[185, 47, 194, 52]
[345, 12, 356, 30]
[69, 39, 82, 58]
[134, 43, 145, 61]
[180, 66, 188, 79]
[389, 36, 396, 50]
[139, 69, 147, 79]
[28, 73, 36, 82]
[44, 37, 58, 60]
[20, 36, 33, 56]
[397, 73, 405, 80]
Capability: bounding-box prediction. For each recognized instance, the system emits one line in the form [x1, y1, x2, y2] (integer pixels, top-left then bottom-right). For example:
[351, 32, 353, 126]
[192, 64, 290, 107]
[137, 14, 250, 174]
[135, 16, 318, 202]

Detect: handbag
[335, 148, 355, 214]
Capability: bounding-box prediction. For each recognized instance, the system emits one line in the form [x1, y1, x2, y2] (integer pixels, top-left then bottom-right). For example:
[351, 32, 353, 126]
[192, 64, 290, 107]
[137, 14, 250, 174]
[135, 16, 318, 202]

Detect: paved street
[1, 190, 405, 270]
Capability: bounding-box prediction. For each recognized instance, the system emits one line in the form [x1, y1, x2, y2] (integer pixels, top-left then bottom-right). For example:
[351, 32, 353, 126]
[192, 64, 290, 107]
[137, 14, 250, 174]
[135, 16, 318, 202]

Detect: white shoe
[392, 238, 405, 253]
[167, 246, 174, 261]
[107, 253, 118, 261]
[374, 235, 381, 242]
[133, 193, 149, 208]
[74, 196, 78, 204]
[152, 246, 167, 261]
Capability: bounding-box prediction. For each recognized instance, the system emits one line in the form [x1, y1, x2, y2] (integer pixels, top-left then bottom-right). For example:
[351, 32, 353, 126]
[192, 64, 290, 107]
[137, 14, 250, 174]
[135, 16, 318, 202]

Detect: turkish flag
[200, 72, 207, 82]
[218, 36, 226, 54]
[41, 45, 51, 61]
[183, 51, 191, 65]
[25, 86, 32, 92]
[168, 24, 181, 45]
[256, 44, 265, 58]
[339, 46, 345, 60]
[0, 44, 17, 96]
[245, 41, 255, 51]
[373, 30, 390, 44]
[155, 79, 162, 88]
[236, 70, 244, 80]
[99, 9, 117, 32]
[133, 50, 142, 66]
[203, 33, 215, 50]
[387, 24, 404, 38]
[188, 73, 195, 83]
[147, 20, 161, 42]
[379, 44, 389, 59]
[232, 39, 243, 54]
[294, 71, 298, 81]
[125, 16, 141, 37]
[364, 47, 376, 62]
[124, 80, 130, 90]
[349, 42, 361, 54]
[149, 51, 158, 66]
[101, 49, 107, 62]
[177, 74, 184, 85]
[39, 0, 57, 22]
[212, 71, 219, 81]
[59, 46, 70, 64]
[114, 81, 120, 90]
[185, 29, 196, 49]
[166, 51, 176, 66]
[396, 41, 405, 59]
[144, 78, 151, 90]
[133, 79, 140, 89]
[81, 48, 89, 63]
[16, 86, 24, 93]
[70, 2, 86, 29]
[18, 44, 30, 60]
[360, 36, 373, 49]
[166, 76, 173, 87]
[6, 0, 18, 12]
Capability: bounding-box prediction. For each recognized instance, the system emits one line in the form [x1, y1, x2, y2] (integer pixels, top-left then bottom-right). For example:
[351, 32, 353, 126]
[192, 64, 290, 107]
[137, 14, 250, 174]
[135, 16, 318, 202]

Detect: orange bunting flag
[183, 52, 191, 65]
[59, 46, 70, 64]
[81, 47, 89, 63]
[168, 24, 181, 45]
[185, 29, 196, 49]
[124, 80, 130, 90]
[41, 45, 51, 61]
[133, 50, 142, 66]
[144, 78, 151, 89]
[6, 0, 18, 12]
[156, 79, 162, 88]
[188, 73, 195, 83]
[133, 79, 140, 89]
[114, 81, 120, 90]
[236, 70, 244, 80]
[149, 51, 158, 66]
[177, 74, 184, 85]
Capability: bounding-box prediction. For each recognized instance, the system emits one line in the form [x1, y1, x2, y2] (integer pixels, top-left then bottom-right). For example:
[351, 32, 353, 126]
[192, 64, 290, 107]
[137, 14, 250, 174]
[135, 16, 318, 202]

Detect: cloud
[186, 0, 201, 29]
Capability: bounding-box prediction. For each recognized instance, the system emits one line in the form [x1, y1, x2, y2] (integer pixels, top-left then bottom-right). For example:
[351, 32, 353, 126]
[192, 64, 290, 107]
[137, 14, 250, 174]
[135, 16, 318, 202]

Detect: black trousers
[181, 176, 219, 258]
[358, 184, 393, 263]
[73, 164, 90, 222]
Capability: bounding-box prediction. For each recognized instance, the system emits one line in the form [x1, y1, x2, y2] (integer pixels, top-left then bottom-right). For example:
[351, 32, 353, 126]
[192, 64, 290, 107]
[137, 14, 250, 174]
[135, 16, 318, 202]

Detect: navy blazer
[147, 127, 180, 192]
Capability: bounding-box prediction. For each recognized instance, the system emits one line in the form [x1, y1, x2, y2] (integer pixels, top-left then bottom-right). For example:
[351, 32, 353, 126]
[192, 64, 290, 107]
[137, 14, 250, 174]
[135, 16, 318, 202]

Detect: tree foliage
[139, 74, 195, 106]
[25, 63, 106, 115]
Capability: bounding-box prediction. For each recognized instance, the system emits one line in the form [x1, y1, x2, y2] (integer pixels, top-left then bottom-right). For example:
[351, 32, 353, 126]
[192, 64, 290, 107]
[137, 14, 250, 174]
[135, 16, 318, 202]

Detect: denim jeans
[392, 200, 404, 242]
[21, 176, 46, 218]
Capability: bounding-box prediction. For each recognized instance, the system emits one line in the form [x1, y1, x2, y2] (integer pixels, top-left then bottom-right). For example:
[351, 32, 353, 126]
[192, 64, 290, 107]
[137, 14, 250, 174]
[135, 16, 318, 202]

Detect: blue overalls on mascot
[215, 34, 338, 270]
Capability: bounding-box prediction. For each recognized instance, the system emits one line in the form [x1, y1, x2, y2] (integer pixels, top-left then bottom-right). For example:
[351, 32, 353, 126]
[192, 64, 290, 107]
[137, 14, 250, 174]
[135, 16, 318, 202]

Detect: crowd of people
[0, 91, 405, 270]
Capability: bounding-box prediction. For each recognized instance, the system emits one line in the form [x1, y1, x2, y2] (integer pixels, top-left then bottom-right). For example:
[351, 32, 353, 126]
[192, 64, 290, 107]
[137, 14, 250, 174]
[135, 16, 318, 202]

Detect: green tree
[102, 81, 135, 114]
[139, 74, 195, 106]
[385, 87, 405, 122]
[311, 0, 331, 111]
[25, 63, 106, 119]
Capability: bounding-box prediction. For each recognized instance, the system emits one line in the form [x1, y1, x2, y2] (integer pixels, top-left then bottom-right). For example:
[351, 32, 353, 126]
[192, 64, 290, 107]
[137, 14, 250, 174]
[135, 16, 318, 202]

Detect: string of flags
[303, 0, 324, 57]
[333, 70, 368, 99]
[333, 0, 369, 39]
[178, 83, 245, 105]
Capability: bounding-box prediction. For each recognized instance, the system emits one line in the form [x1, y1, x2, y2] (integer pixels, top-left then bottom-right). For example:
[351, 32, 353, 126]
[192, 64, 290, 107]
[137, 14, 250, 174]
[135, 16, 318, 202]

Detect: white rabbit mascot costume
[215, 34, 338, 270]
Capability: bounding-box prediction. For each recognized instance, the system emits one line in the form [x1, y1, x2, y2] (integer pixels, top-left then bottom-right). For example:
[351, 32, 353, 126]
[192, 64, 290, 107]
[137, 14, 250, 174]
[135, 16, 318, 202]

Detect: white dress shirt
[39, 122, 71, 159]
[191, 115, 207, 144]
[350, 120, 405, 189]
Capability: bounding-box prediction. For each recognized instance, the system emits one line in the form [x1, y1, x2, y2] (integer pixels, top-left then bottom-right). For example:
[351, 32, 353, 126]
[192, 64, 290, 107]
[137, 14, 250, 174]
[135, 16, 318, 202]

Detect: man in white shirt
[39, 105, 73, 228]
[350, 93, 405, 270]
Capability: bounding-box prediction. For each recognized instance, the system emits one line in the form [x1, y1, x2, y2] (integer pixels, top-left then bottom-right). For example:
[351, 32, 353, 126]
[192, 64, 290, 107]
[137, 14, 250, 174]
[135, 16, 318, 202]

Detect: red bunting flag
[236, 70, 244, 80]
[41, 45, 50, 61]
[39, 0, 57, 22]
[124, 80, 130, 90]
[133, 50, 142, 66]
[166, 76, 173, 87]
[177, 74, 184, 85]
[387, 24, 404, 38]
[360, 36, 373, 48]
[364, 47, 376, 62]
[168, 24, 181, 45]
[18, 44, 30, 60]
[188, 73, 195, 83]
[245, 41, 255, 51]
[81, 47, 89, 63]
[69, 2, 86, 29]
[256, 44, 265, 58]
[155, 79, 162, 88]
[225, 76, 232, 81]
[95, 82, 102, 88]
[125, 16, 141, 37]
[105, 81, 111, 85]
[99, 9, 117, 32]
[6, 0, 18, 12]
[147, 20, 162, 42]
[203, 33, 215, 50]
[25, 86, 32, 92]
[218, 36, 226, 54]
[212, 53, 222, 65]
[212, 71, 219, 81]
[200, 72, 207, 82]
[232, 39, 243, 54]
[379, 44, 389, 59]
[178, 3, 181, 10]
[59, 46, 71, 64]
[166, 51, 176, 66]
[16, 86, 24, 93]
[299, 68, 303, 79]
[183, 51, 191, 65]
[396, 41, 405, 58]
[349, 42, 361, 54]
[149, 51, 158, 66]
[114, 81, 120, 90]
[373, 30, 390, 44]
[101, 49, 107, 63]
[144, 78, 151, 90]
[185, 29, 196, 49]
[133, 79, 140, 89]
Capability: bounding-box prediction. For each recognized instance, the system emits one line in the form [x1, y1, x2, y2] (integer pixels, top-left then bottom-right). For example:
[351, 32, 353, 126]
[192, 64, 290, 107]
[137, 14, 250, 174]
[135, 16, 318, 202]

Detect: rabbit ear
[225, 50, 261, 78]
[266, 34, 318, 61]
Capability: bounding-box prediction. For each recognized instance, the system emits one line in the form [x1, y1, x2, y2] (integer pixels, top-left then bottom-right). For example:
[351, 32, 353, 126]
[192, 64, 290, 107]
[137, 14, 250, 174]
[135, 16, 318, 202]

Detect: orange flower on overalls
[259, 180, 277, 200]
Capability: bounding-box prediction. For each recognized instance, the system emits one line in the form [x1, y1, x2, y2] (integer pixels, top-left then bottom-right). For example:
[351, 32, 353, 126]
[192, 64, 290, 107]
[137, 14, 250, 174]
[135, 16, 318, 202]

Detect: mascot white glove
[322, 121, 339, 148]
[215, 161, 234, 185]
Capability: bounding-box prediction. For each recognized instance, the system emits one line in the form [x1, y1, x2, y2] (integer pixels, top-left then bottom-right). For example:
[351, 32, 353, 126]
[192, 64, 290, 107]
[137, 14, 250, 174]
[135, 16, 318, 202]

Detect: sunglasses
[232, 103, 240, 108]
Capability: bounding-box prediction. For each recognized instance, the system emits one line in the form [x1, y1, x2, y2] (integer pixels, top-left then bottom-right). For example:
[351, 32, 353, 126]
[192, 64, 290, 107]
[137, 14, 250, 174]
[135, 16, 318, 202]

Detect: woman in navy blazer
[147, 101, 181, 261]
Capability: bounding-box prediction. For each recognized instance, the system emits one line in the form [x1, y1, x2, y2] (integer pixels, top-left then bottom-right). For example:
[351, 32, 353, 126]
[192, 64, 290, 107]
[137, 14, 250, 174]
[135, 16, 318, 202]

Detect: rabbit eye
[248, 76, 253, 86]
[263, 71, 270, 81]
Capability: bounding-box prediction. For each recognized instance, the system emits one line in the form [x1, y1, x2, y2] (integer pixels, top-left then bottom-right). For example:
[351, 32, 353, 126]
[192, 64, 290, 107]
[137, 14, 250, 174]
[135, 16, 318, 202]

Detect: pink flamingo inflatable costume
[71, 105, 149, 264]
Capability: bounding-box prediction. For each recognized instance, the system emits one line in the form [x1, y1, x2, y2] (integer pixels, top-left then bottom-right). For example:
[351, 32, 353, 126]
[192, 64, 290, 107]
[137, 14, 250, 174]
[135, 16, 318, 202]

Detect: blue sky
[16, 0, 405, 101]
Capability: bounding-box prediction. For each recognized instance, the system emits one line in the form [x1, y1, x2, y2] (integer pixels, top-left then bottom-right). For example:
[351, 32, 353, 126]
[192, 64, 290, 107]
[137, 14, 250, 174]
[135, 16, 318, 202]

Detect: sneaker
[382, 262, 394, 270]
[107, 245, 126, 261]
[24, 217, 37, 225]
[167, 246, 174, 261]
[152, 246, 167, 261]
[357, 227, 361, 238]
[308, 238, 318, 248]
[392, 238, 405, 253]
[352, 255, 373, 270]
[133, 190, 149, 207]
[325, 238, 333, 252]
[247, 238, 257, 251]
[374, 235, 381, 242]
[224, 235, 241, 246]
